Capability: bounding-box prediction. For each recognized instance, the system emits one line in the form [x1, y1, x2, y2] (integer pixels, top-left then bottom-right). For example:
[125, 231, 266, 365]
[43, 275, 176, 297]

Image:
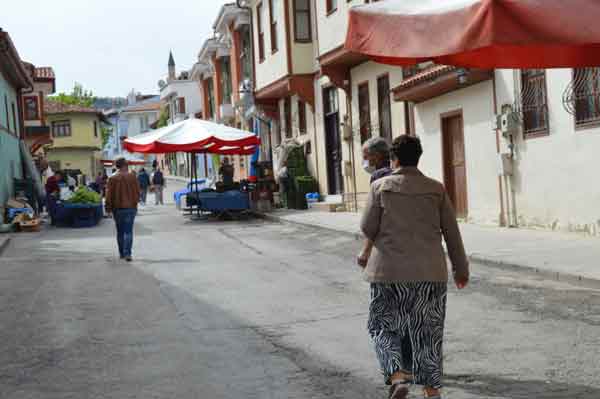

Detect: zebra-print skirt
[368, 282, 447, 389]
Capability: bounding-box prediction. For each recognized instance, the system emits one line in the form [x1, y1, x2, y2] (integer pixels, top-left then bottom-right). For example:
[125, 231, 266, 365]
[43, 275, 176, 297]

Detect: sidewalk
[262, 209, 600, 285]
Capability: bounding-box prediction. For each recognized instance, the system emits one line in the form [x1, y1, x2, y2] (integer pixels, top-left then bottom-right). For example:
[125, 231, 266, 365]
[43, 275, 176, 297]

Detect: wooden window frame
[521, 69, 549, 139]
[326, 0, 338, 16]
[358, 81, 372, 143]
[573, 68, 600, 130]
[268, 0, 278, 54]
[293, 0, 312, 43]
[52, 120, 72, 138]
[298, 99, 307, 135]
[177, 97, 186, 115]
[377, 73, 393, 141]
[24, 95, 40, 121]
[257, 2, 265, 62]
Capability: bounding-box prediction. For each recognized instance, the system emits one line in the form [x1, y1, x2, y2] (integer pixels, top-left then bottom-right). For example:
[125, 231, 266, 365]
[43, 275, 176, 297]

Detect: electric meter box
[497, 153, 513, 176]
[495, 113, 520, 138]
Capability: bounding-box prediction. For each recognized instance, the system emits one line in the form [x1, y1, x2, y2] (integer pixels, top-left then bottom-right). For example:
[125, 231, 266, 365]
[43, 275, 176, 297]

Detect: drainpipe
[492, 72, 507, 227]
[346, 85, 358, 213]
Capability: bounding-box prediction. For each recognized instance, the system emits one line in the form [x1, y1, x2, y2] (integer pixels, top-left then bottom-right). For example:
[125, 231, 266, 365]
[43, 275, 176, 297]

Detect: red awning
[345, 0, 600, 68]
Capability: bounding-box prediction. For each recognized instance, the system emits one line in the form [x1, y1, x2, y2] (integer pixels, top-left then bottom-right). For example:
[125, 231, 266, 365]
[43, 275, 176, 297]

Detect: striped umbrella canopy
[122, 118, 260, 155]
[345, 0, 600, 68]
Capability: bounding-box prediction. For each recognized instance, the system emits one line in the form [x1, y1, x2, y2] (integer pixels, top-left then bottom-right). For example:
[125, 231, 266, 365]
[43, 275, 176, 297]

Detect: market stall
[48, 186, 104, 228]
[123, 118, 261, 219]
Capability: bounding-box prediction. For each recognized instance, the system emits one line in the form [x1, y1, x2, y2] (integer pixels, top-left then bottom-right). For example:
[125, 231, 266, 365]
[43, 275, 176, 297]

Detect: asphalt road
[1, 203, 599, 399]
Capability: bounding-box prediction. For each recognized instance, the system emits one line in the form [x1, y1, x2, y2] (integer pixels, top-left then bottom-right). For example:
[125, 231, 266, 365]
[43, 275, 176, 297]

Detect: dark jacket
[138, 171, 151, 189]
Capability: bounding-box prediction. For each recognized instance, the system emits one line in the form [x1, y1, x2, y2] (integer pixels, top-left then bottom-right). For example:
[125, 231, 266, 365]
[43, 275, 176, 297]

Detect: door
[323, 87, 344, 195]
[441, 113, 468, 219]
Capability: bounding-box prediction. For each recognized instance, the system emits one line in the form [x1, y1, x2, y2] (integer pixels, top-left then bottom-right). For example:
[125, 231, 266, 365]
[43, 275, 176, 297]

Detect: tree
[157, 106, 170, 128]
[51, 82, 96, 107]
[101, 126, 112, 148]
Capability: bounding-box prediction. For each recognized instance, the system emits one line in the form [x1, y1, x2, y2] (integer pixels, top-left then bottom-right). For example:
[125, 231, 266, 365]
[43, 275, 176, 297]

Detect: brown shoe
[389, 382, 410, 399]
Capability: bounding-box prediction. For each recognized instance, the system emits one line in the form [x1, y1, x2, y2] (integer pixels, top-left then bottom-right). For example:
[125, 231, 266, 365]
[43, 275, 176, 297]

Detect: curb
[257, 212, 600, 289]
[0, 237, 11, 257]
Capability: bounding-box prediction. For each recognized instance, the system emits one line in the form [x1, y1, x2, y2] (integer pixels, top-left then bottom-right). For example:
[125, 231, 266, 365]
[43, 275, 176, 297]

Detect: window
[358, 82, 371, 142]
[521, 69, 549, 136]
[178, 97, 186, 114]
[326, 0, 337, 14]
[294, 0, 311, 42]
[284, 97, 292, 138]
[206, 79, 215, 118]
[94, 121, 98, 138]
[573, 67, 600, 127]
[298, 100, 307, 135]
[220, 57, 233, 104]
[377, 75, 392, 141]
[324, 87, 338, 115]
[11, 103, 17, 134]
[24, 96, 40, 120]
[4, 94, 9, 132]
[257, 3, 265, 62]
[269, 0, 278, 53]
[240, 25, 253, 80]
[52, 120, 72, 137]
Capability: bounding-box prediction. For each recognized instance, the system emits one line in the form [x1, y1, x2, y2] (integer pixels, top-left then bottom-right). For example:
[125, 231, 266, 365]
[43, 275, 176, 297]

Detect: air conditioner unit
[220, 103, 235, 120]
[495, 113, 520, 138]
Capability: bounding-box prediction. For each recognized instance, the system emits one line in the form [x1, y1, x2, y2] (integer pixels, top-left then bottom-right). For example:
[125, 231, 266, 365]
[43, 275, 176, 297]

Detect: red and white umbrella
[345, 0, 600, 68]
[122, 118, 260, 155]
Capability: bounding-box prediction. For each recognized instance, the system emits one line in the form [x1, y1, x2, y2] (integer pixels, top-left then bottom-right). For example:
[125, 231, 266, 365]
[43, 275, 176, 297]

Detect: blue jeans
[113, 208, 137, 258]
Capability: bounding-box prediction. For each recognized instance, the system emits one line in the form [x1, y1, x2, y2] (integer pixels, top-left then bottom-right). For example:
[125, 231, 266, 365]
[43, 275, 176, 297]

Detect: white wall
[494, 69, 600, 233]
[349, 62, 408, 193]
[414, 80, 500, 225]
[315, 0, 360, 56]
[289, 0, 315, 75]
[252, 0, 288, 90]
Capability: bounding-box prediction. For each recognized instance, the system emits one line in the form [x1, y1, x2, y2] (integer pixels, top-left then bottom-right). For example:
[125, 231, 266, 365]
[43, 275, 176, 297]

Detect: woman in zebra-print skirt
[359, 135, 470, 399]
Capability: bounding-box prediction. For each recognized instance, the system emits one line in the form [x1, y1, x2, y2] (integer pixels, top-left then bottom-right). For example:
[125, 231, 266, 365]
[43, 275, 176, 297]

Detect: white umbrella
[122, 118, 260, 155]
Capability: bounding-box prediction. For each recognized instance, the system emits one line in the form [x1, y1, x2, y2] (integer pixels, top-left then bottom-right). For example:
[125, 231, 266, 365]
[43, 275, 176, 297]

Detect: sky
[2, 0, 231, 97]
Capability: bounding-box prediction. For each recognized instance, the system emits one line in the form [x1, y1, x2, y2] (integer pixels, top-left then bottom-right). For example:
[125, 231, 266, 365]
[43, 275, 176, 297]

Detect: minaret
[168, 51, 176, 82]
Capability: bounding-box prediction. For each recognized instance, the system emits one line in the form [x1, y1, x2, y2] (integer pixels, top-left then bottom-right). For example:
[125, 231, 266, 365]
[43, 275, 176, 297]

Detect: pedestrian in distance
[152, 168, 165, 205]
[219, 157, 234, 188]
[137, 168, 151, 205]
[360, 135, 469, 399]
[105, 157, 141, 262]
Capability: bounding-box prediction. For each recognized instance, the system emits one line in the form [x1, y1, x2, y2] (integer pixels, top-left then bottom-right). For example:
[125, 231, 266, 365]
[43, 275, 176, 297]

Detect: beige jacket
[360, 167, 469, 283]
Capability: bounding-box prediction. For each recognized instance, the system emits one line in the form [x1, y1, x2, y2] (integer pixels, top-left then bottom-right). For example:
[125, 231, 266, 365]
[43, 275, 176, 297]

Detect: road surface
[1, 202, 599, 398]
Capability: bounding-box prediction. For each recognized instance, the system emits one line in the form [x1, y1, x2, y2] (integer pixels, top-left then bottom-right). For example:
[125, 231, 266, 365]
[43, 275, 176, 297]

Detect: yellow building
[44, 100, 107, 180]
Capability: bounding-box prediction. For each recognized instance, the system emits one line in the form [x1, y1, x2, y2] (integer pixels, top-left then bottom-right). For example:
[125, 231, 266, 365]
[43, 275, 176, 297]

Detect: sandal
[388, 381, 410, 399]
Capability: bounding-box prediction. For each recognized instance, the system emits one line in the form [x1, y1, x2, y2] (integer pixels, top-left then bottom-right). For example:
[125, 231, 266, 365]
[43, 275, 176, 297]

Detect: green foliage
[157, 106, 170, 128]
[101, 126, 112, 148]
[66, 186, 102, 204]
[51, 82, 96, 107]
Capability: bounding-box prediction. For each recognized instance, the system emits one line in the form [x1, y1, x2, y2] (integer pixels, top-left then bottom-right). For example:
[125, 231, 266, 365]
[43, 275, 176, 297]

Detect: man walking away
[360, 135, 469, 399]
[105, 158, 140, 262]
[137, 168, 151, 205]
[152, 168, 165, 205]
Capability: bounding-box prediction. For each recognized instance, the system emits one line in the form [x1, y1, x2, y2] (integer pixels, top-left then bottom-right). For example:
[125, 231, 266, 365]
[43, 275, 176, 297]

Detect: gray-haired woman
[360, 135, 469, 399]
[358, 137, 393, 267]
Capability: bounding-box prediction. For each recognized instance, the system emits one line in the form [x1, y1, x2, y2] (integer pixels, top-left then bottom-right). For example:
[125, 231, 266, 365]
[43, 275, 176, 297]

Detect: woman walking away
[360, 135, 469, 399]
